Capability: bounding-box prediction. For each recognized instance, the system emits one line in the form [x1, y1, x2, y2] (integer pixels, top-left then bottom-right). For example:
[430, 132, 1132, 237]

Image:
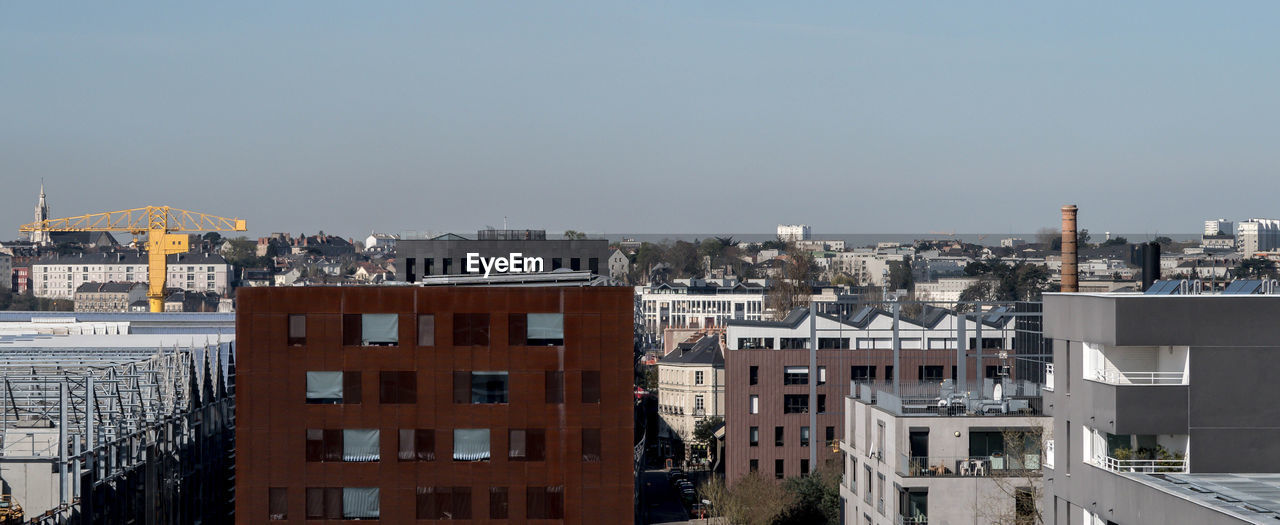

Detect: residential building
[914, 276, 981, 303]
[637, 277, 766, 334]
[11, 266, 28, 294]
[73, 282, 146, 312]
[234, 284, 633, 524]
[777, 225, 812, 242]
[1204, 219, 1233, 237]
[364, 232, 399, 252]
[796, 239, 846, 252]
[840, 382, 1049, 525]
[31, 252, 232, 299]
[395, 229, 612, 281]
[1237, 218, 1280, 256]
[1043, 292, 1280, 524]
[725, 306, 1022, 482]
[656, 334, 726, 459]
[1001, 238, 1027, 248]
[607, 249, 629, 280]
[1201, 234, 1236, 252]
[0, 253, 10, 291]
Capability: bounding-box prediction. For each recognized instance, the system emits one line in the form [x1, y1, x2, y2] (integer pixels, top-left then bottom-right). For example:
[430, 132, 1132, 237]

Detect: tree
[887, 256, 914, 292]
[562, 230, 588, 240]
[1153, 236, 1174, 246]
[1099, 236, 1128, 247]
[766, 245, 816, 319]
[972, 425, 1049, 525]
[202, 232, 224, 243]
[692, 416, 724, 445]
[775, 449, 842, 525]
[700, 472, 793, 525]
[1238, 257, 1277, 279]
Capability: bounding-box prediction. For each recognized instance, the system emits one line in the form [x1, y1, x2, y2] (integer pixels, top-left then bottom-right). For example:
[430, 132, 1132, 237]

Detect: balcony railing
[896, 517, 928, 525]
[1097, 455, 1188, 473]
[1089, 369, 1185, 385]
[899, 453, 1042, 477]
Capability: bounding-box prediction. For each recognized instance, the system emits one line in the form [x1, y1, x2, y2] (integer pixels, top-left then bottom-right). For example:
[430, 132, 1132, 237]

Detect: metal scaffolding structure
[0, 341, 235, 524]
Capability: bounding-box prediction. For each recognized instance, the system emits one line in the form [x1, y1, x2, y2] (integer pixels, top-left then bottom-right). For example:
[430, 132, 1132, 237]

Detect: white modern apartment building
[637, 278, 767, 333]
[914, 277, 981, 303]
[840, 385, 1049, 525]
[1237, 218, 1280, 256]
[778, 224, 812, 242]
[656, 334, 726, 454]
[1204, 219, 1233, 236]
[31, 252, 233, 299]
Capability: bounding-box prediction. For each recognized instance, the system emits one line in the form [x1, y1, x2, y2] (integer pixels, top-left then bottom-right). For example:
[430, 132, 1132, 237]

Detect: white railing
[897, 516, 928, 525]
[1044, 363, 1054, 391]
[1089, 369, 1185, 385]
[1098, 455, 1188, 473]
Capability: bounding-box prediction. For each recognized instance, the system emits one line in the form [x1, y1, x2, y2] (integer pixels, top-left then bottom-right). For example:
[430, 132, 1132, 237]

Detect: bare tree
[972, 424, 1050, 525]
[766, 244, 816, 320]
[700, 472, 794, 525]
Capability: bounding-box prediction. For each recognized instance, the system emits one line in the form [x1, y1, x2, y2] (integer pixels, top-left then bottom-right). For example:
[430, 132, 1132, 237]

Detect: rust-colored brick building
[235, 286, 634, 523]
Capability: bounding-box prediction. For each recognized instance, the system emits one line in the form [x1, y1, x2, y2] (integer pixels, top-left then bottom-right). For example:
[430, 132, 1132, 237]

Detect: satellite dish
[992, 383, 1003, 402]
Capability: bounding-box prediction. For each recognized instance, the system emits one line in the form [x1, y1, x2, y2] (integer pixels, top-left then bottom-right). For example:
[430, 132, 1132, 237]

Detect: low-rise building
[656, 334, 726, 461]
[778, 224, 811, 242]
[913, 277, 981, 303]
[73, 282, 146, 312]
[637, 277, 767, 334]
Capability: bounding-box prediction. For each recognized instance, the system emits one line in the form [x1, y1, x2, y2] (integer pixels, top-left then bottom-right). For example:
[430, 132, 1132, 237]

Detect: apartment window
[305, 429, 343, 462]
[508, 429, 546, 461]
[749, 426, 759, 447]
[588, 257, 599, 274]
[750, 459, 759, 472]
[582, 370, 601, 403]
[288, 314, 306, 345]
[305, 487, 343, 519]
[582, 428, 602, 462]
[489, 487, 509, 519]
[801, 426, 811, 447]
[775, 459, 785, 479]
[453, 429, 491, 461]
[749, 395, 759, 414]
[508, 313, 565, 346]
[826, 426, 835, 446]
[863, 466, 872, 503]
[784, 394, 809, 414]
[775, 426, 785, 447]
[442, 258, 453, 274]
[818, 337, 850, 349]
[552, 258, 562, 270]
[415, 487, 471, 520]
[379, 371, 416, 404]
[695, 395, 705, 412]
[398, 429, 435, 461]
[570, 258, 581, 271]
[877, 474, 885, 514]
[417, 314, 436, 346]
[342, 429, 380, 462]
[818, 366, 827, 385]
[305, 371, 360, 404]
[801, 458, 810, 476]
[783, 366, 810, 385]
[695, 370, 704, 385]
[749, 366, 759, 385]
[342, 313, 398, 346]
[454, 371, 509, 404]
[527, 486, 565, 519]
[452, 313, 491, 346]
[779, 337, 808, 349]
[546, 371, 565, 403]
[877, 421, 886, 461]
[269, 488, 287, 520]
[738, 337, 773, 349]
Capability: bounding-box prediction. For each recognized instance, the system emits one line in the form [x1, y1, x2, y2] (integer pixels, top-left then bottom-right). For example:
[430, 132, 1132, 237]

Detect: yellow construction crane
[19, 206, 247, 312]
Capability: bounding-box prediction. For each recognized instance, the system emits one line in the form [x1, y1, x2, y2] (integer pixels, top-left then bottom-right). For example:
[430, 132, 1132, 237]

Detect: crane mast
[20, 206, 247, 312]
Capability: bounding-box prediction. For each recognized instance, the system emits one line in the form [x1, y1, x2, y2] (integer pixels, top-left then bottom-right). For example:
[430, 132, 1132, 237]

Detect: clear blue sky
[3, 2, 1278, 239]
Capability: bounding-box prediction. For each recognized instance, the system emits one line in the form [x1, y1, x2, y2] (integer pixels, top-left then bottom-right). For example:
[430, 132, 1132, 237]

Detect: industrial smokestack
[1061, 205, 1079, 292]
[1141, 241, 1161, 291]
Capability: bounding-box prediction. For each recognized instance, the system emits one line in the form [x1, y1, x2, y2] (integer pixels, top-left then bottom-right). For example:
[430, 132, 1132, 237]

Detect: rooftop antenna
[504, 216, 508, 230]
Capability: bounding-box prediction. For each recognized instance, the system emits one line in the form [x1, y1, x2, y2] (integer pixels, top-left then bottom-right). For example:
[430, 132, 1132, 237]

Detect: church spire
[32, 179, 50, 245]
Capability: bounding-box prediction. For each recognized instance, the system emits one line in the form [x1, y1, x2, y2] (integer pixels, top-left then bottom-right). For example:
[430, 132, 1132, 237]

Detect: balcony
[1083, 343, 1188, 386]
[896, 516, 928, 525]
[1089, 369, 1185, 385]
[898, 453, 1041, 478]
[1097, 455, 1188, 473]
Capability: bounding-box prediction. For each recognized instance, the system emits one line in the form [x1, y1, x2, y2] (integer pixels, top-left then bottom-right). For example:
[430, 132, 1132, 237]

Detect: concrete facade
[1043, 293, 1280, 525]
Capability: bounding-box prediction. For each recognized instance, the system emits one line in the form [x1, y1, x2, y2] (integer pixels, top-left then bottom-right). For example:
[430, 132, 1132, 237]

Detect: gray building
[394, 229, 612, 281]
[1044, 292, 1280, 524]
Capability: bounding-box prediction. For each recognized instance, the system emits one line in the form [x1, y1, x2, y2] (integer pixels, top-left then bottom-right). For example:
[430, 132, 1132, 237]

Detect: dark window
[952, 365, 958, 380]
[885, 366, 894, 382]
[379, 371, 416, 404]
[749, 426, 759, 446]
[780, 337, 808, 349]
[406, 257, 416, 282]
[526, 486, 565, 519]
[269, 487, 287, 520]
[986, 365, 1001, 379]
[453, 313, 490, 346]
[552, 258, 563, 270]
[305, 487, 343, 519]
[784, 366, 809, 385]
[459, 371, 508, 404]
[826, 426, 835, 445]
[423, 257, 434, 276]
[818, 394, 827, 414]
[416, 487, 471, 520]
[749, 459, 759, 472]
[582, 371, 601, 403]
[784, 394, 809, 414]
[453, 371, 470, 403]
[489, 487, 509, 519]
[920, 365, 944, 382]
[801, 426, 811, 447]
[801, 459, 810, 476]
[287, 314, 306, 346]
[737, 337, 773, 349]
[570, 258, 581, 271]
[417, 314, 435, 346]
[546, 371, 565, 403]
[582, 428, 602, 462]
[749, 366, 759, 385]
[589, 257, 599, 274]
[398, 429, 435, 461]
[508, 313, 527, 345]
[851, 366, 876, 382]
[818, 337, 850, 349]
[775, 426, 784, 447]
[305, 429, 344, 463]
[343, 371, 362, 404]
[443, 258, 453, 274]
[508, 429, 546, 461]
[775, 459, 785, 479]
[342, 314, 361, 346]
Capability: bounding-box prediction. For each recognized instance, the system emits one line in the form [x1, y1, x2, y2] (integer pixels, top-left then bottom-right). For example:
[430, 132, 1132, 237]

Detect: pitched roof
[75, 282, 144, 294]
[659, 336, 723, 366]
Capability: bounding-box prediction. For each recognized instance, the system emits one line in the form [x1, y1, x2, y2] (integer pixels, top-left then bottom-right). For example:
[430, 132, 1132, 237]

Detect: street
[640, 468, 708, 525]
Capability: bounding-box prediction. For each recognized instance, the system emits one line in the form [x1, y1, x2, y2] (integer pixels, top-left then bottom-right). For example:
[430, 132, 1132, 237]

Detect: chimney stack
[1061, 205, 1079, 293]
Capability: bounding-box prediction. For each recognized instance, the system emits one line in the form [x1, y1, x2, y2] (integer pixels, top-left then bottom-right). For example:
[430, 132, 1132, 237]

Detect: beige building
[31, 252, 232, 299]
[73, 282, 147, 312]
[657, 334, 726, 457]
[914, 276, 982, 303]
